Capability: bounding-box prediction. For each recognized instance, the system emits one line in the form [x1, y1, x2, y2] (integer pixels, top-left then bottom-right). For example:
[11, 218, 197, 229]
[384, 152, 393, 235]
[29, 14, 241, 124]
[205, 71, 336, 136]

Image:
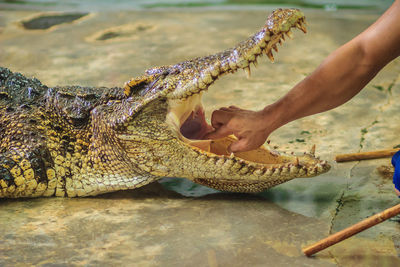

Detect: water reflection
[159, 176, 342, 218]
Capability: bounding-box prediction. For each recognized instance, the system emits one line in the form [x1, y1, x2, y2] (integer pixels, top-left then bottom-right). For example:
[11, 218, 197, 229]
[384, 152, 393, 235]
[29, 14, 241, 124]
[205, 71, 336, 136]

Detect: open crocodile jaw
[150, 9, 330, 192]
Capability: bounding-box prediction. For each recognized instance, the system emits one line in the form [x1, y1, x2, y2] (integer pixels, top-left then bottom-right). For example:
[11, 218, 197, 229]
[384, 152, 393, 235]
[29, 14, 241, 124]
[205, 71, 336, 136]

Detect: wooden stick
[303, 203, 400, 257]
[335, 148, 400, 162]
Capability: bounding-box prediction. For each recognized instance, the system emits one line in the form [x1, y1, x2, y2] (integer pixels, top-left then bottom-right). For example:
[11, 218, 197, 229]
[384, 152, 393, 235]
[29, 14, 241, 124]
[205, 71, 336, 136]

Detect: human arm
[206, 0, 400, 152]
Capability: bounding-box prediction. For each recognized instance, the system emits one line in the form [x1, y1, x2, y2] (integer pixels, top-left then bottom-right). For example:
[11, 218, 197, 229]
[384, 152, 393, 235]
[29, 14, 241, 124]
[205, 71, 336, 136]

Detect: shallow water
[1, 2, 400, 266]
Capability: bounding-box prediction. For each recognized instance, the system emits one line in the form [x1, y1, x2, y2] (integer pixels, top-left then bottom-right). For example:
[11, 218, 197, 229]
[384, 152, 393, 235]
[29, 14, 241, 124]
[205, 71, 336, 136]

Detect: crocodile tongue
[209, 136, 283, 164]
[170, 94, 281, 162]
[180, 108, 213, 140]
[186, 135, 285, 165]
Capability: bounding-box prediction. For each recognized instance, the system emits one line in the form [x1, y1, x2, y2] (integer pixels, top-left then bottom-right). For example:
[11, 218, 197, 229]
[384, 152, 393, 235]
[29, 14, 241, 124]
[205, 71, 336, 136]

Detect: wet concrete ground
[0, 5, 400, 266]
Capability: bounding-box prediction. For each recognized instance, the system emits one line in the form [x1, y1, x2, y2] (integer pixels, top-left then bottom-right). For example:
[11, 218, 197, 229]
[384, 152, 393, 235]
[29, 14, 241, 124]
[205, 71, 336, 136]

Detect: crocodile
[0, 8, 330, 198]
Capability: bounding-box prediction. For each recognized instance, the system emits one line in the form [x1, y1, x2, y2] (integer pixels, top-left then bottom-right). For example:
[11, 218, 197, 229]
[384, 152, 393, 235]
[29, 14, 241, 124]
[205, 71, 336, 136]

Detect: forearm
[265, 0, 400, 131]
[267, 39, 381, 129]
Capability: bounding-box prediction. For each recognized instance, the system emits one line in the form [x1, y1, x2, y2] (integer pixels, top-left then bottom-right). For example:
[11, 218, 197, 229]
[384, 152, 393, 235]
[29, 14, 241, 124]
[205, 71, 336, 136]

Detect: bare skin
[206, 0, 400, 195]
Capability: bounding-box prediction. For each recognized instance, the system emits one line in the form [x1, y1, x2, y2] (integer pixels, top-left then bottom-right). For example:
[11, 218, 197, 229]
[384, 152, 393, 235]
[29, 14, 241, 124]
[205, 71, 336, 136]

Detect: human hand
[204, 105, 271, 152]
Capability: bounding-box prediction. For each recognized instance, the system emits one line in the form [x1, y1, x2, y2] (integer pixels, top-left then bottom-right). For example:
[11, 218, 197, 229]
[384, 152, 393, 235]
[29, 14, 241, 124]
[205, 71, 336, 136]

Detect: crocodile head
[99, 8, 330, 193]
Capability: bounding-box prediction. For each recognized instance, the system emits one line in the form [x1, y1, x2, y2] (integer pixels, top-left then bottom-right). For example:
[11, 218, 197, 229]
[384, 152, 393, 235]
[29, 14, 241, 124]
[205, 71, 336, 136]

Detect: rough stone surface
[0, 6, 399, 266]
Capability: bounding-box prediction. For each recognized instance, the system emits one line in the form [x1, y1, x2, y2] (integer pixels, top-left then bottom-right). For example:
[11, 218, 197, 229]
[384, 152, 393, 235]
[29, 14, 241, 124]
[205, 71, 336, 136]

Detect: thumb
[228, 138, 250, 153]
[204, 125, 232, 140]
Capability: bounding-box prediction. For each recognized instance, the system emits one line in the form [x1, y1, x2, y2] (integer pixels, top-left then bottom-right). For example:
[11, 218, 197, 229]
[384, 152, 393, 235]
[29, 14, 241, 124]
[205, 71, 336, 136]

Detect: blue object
[391, 150, 400, 193]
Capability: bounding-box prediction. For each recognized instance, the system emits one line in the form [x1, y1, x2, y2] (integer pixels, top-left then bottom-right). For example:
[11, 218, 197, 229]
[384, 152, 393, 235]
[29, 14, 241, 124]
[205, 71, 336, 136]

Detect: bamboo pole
[335, 148, 400, 162]
[303, 203, 400, 257]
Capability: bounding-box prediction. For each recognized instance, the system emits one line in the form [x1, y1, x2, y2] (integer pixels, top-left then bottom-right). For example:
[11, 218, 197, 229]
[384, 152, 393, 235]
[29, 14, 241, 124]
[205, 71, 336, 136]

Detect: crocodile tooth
[267, 51, 274, 62]
[278, 39, 283, 45]
[253, 59, 258, 67]
[285, 30, 294, 39]
[281, 34, 286, 41]
[295, 157, 299, 166]
[244, 67, 251, 78]
[310, 144, 316, 156]
[272, 44, 278, 52]
[296, 22, 307, 33]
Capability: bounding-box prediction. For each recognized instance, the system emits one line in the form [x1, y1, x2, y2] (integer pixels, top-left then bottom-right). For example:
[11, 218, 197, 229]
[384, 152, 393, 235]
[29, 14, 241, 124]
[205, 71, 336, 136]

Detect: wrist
[259, 101, 288, 133]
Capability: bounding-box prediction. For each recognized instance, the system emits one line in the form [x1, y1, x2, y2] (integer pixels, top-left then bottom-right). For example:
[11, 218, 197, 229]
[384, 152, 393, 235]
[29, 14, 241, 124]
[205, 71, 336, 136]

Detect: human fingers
[219, 107, 234, 112]
[228, 137, 253, 153]
[204, 125, 233, 140]
[210, 109, 233, 128]
[229, 133, 267, 152]
[228, 105, 242, 110]
[219, 106, 244, 112]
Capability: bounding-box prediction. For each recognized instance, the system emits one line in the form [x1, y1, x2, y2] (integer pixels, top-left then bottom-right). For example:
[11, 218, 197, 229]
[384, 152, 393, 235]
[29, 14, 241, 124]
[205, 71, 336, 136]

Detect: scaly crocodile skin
[0, 9, 330, 198]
